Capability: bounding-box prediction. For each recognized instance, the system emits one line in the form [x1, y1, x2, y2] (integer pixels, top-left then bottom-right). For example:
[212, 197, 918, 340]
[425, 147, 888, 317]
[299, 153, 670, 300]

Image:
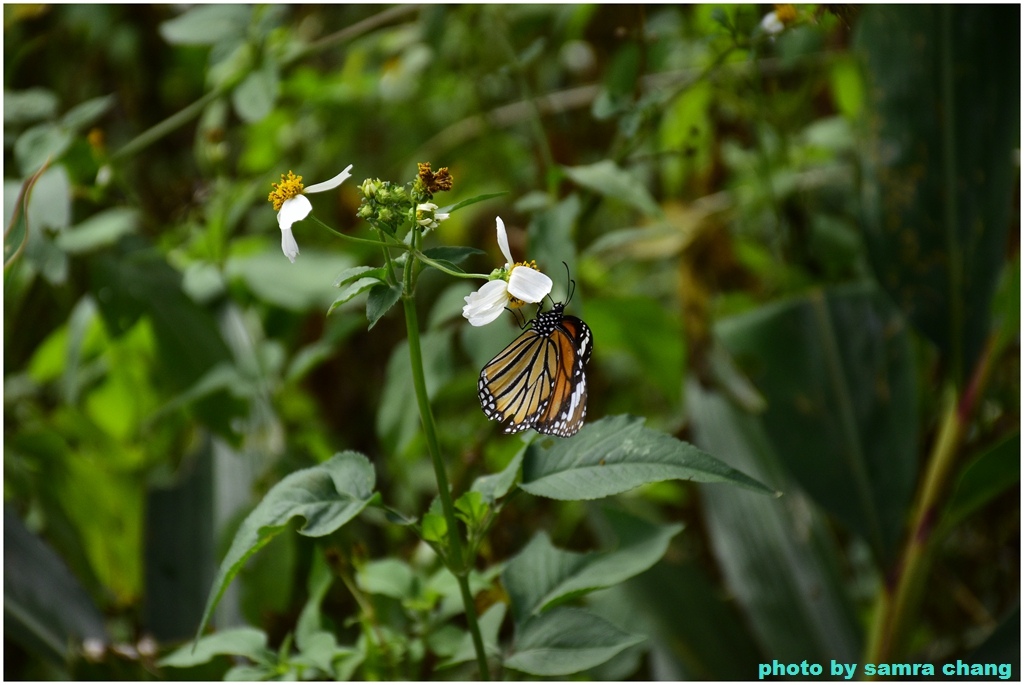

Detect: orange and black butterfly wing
[478, 329, 557, 434]
[533, 315, 592, 437]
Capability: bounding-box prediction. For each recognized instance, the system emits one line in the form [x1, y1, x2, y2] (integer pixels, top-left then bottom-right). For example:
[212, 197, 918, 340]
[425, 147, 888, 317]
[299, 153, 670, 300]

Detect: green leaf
[194, 452, 377, 641]
[520, 415, 775, 500]
[423, 258, 464, 274]
[3, 88, 59, 125]
[503, 607, 645, 676]
[594, 558, 763, 679]
[55, 207, 138, 254]
[715, 284, 917, 563]
[439, 602, 506, 668]
[144, 439, 215, 644]
[286, 315, 360, 382]
[688, 382, 862, 664]
[425, 566, 497, 622]
[991, 257, 1020, 353]
[943, 434, 1020, 530]
[14, 123, 72, 174]
[454, 491, 489, 528]
[88, 251, 238, 437]
[356, 558, 415, 600]
[208, 42, 254, 90]
[61, 296, 102, 406]
[422, 512, 447, 543]
[421, 246, 485, 264]
[470, 446, 526, 504]
[161, 627, 272, 668]
[159, 5, 252, 45]
[60, 94, 115, 131]
[439, 191, 508, 214]
[366, 282, 402, 329]
[225, 663, 277, 680]
[658, 80, 713, 193]
[584, 223, 686, 262]
[146, 363, 244, 424]
[89, 251, 235, 417]
[295, 550, 334, 654]
[561, 160, 662, 218]
[528, 194, 581, 296]
[4, 160, 52, 269]
[328, 278, 382, 315]
[501, 517, 681, 623]
[25, 165, 71, 232]
[228, 251, 354, 312]
[4, 507, 107, 666]
[578, 587, 648, 680]
[856, 5, 1019, 384]
[232, 62, 279, 123]
[333, 265, 387, 287]
[829, 56, 865, 119]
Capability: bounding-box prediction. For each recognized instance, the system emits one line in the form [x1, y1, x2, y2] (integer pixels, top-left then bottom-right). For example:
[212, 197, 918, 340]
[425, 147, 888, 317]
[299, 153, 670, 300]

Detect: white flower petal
[462, 279, 509, 326]
[495, 216, 514, 267]
[760, 11, 784, 35]
[417, 202, 438, 211]
[278, 194, 313, 231]
[281, 227, 300, 263]
[435, 212, 450, 222]
[304, 164, 354, 193]
[507, 266, 553, 304]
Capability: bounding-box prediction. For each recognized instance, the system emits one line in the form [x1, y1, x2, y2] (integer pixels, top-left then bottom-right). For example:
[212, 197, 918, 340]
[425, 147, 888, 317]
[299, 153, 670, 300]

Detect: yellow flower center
[774, 4, 797, 23]
[268, 171, 304, 211]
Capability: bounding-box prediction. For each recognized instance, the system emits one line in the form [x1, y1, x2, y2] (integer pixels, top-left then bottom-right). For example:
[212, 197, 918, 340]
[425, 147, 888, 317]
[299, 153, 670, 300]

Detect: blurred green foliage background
[4, 4, 1019, 680]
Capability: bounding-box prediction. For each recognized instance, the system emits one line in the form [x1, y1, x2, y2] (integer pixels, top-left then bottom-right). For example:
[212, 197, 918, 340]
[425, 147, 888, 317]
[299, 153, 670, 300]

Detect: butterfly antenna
[562, 261, 576, 305]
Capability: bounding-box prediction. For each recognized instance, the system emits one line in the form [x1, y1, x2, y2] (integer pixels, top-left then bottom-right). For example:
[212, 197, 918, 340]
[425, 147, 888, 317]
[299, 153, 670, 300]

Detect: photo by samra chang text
[758, 659, 1014, 680]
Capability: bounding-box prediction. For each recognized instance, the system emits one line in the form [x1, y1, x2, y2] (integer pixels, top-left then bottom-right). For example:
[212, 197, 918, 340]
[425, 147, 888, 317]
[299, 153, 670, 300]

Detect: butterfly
[477, 301, 593, 437]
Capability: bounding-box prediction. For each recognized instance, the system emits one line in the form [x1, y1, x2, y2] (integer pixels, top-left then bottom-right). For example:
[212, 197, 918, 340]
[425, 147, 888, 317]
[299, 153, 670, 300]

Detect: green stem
[110, 87, 226, 162]
[865, 386, 963, 665]
[401, 241, 491, 680]
[865, 336, 996, 666]
[4, 159, 51, 271]
[309, 215, 405, 249]
[290, 4, 421, 63]
[337, 563, 395, 678]
[109, 5, 420, 162]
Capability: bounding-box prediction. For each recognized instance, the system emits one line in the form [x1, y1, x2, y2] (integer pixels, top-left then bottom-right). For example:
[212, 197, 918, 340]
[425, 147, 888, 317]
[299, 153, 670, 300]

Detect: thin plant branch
[402, 229, 491, 680]
[4, 158, 51, 271]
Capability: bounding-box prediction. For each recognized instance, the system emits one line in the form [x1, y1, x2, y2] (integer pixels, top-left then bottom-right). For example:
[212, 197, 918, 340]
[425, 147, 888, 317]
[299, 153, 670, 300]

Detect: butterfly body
[478, 302, 592, 437]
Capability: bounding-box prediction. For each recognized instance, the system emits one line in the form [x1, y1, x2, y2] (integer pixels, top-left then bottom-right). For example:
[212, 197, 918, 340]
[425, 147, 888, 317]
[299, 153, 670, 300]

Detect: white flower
[268, 165, 353, 262]
[760, 10, 784, 35]
[416, 202, 450, 232]
[463, 279, 512, 326]
[81, 638, 106, 661]
[760, 5, 795, 37]
[462, 216, 553, 326]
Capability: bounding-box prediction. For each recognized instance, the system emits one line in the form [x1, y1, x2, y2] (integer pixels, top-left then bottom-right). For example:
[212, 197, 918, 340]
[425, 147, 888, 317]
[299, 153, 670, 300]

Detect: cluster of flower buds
[356, 179, 415, 235]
